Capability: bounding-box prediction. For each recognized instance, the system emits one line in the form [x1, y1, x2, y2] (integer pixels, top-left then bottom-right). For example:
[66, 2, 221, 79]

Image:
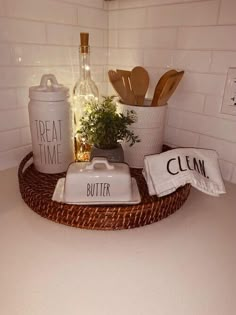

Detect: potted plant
[77, 96, 140, 162]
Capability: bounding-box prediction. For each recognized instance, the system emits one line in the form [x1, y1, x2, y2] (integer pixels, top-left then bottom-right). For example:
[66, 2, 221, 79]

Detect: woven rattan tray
[18, 152, 191, 230]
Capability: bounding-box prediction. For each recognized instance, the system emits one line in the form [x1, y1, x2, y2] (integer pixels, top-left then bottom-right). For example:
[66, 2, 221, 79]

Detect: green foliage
[77, 96, 140, 149]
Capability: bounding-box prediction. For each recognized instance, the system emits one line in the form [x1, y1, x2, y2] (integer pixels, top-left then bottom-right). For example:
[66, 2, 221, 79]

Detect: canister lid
[29, 74, 69, 101]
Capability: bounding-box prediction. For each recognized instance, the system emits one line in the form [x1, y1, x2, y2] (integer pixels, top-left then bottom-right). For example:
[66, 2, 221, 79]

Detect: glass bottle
[73, 32, 99, 161]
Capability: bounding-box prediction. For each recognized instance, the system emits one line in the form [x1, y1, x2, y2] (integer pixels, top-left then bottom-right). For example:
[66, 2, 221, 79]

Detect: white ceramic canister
[117, 99, 167, 168]
[29, 74, 74, 174]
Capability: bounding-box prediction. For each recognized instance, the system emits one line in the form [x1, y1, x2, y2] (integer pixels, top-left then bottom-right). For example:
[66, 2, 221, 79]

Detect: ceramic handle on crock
[86, 157, 114, 170]
[40, 74, 60, 88]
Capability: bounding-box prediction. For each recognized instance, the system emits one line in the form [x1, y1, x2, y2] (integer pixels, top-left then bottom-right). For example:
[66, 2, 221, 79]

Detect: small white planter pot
[90, 143, 124, 163]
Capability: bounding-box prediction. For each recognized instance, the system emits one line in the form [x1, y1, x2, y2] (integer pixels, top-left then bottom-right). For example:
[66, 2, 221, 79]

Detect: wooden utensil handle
[151, 70, 177, 106]
[157, 71, 184, 106]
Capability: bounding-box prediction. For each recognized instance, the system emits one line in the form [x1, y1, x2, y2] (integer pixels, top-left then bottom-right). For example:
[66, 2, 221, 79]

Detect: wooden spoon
[156, 71, 184, 106]
[130, 66, 149, 106]
[116, 69, 135, 105]
[108, 70, 127, 103]
[151, 69, 177, 106]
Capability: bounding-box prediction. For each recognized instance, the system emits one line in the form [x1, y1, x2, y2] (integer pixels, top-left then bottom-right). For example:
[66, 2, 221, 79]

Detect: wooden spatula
[130, 66, 149, 105]
[108, 70, 127, 103]
[157, 71, 184, 106]
[116, 69, 135, 105]
[151, 69, 177, 106]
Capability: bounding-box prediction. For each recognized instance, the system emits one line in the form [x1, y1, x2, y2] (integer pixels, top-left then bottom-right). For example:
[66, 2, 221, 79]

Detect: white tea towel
[143, 148, 226, 197]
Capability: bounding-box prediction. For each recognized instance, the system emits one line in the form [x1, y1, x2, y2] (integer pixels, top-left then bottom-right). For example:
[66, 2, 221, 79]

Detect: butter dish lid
[67, 157, 130, 175]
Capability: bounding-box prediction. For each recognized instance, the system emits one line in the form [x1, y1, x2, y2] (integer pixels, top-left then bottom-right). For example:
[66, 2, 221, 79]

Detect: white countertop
[0, 167, 235, 315]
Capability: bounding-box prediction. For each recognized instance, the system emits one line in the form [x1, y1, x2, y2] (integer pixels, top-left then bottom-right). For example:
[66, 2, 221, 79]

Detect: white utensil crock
[117, 99, 167, 168]
[29, 74, 74, 174]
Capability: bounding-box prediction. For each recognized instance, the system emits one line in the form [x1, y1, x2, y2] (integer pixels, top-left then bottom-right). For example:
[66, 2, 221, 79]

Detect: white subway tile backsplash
[0, 43, 11, 65]
[168, 91, 205, 113]
[0, 108, 29, 132]
[218, 159, 233, 182]
[16, 88, 29, 108]
[204, 95, 236, 121]
[46, 65, 105, 87]
[116, 0, 146, 9]
[2, 66, 78, 99]
[108, 48, 143, 67]
[57, 0, 104, 9]
[89, 65, 105, 83]
[117, 0, 209, 9]
[109, 8, 146, 29]
[199, 135, 236, 164]
[117, 0, 161, 9]
[0, 0, 4, 16]
[0, 145, 31, 171]
[231, 167, 236, 184]
[203, 95, 222, 115]
[0, 129, 20, 152]
[144, 49, 173, 68]
[147, 1, 218, 28]
[97, 82, 108, 97]
[11, 44, 77, 66]
[143, 28, 177, 49]
[109, 30, 118, 47]
[107, 1, 119, 10]
[46, 24, 81, 45]
[91, 48, 108, 66]
[164, 126, 199, 147]
[181, 73, 225, 96]
[20, 126, 31, 146]
[173, 50, 212, 73]
[5, 0, 77, 25]
[117, 28, 177, 49]
[0, 67, 48, 88]
[210, 51, 236, 74]
[46, 66, 78, 87]
[168, 109, 236, 143]
[107, 83, 115, 96]
[78, 6, 107, 29]
[219, 0, 236, 25]
[0, 17, 46, 43]
[118, 29, 143, 48]
[178, 26, 236, 50]
[0, 89, 17, 110]
[103, 1, 109, 10]
[103, 29, 108, 47]
[47, 23, 105, 47]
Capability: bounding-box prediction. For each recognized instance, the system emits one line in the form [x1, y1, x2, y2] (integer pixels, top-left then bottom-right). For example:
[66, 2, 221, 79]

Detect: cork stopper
[80, 32, 89, 53]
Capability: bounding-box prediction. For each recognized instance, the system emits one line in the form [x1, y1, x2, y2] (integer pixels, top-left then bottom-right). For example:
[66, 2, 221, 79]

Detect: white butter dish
[53, 157, 141, 204]
[52, 177, 141, 205]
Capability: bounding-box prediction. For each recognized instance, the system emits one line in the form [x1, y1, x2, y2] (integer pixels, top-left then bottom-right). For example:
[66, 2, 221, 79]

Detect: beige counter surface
[0, 167, 235, 315]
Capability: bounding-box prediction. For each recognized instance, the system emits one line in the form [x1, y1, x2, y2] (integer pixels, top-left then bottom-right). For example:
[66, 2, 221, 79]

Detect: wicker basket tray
[18, 152, 191, 230]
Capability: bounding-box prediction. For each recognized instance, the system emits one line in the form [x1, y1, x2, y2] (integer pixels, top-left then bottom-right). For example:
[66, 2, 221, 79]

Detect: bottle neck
[79, 51, 91, 81]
